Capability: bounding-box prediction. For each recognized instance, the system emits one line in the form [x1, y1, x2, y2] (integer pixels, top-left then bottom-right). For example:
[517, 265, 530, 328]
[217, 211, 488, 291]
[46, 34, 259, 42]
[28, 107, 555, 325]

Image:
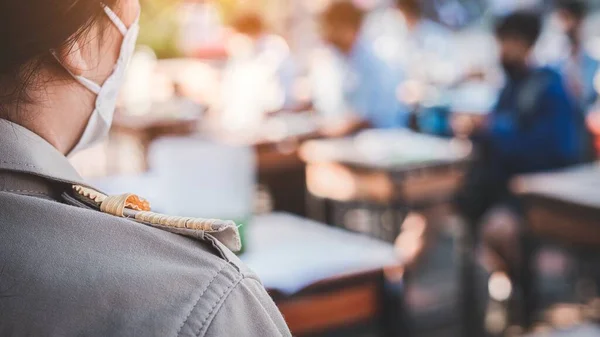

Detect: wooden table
[242, 213, 403, 337]
[300, 129, 471, 241]
[110, 112, 201, 172]
[203, 113, 323, 217]
[513, 163, 600, 329]
[524, 323, 600, 336]
[252, 114, 323, 217]
[111, 112, 323, 216]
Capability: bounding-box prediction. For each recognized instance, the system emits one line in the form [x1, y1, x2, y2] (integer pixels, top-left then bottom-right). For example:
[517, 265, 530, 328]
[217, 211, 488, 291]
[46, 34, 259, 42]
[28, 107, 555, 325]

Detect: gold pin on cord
[72, 185, 227, 232]
[72, 184, 242, 252]
[73, 185, 150, 212]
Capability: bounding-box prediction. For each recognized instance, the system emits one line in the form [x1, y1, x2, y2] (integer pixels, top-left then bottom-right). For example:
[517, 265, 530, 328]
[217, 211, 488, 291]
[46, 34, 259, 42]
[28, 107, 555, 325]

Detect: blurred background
[70, 0, 600, 336]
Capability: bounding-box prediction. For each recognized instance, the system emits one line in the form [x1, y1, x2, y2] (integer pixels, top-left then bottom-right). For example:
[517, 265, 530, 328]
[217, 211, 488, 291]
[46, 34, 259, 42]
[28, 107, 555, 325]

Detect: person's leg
[394, 212, 427, 266]
[479, 205, 523, 274]
[453, 153, 509, 337]
[455, 163, 508, 229]
[393, 203, 454, 268]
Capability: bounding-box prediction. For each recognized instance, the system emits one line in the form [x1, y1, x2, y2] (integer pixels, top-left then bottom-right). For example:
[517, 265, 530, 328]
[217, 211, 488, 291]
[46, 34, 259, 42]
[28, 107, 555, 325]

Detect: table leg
[260, 165, 307, 216]
[520, 227, 538, 329]
[460, 223, 484, 337]
[382, 269, 413, 337]
[306, 191, 329, 225]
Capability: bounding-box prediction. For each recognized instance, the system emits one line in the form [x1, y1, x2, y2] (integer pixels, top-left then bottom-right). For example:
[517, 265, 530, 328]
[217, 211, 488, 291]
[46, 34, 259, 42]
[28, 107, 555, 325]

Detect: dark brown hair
[0, 0, 119, 117]
[231, 12, 265, 36]
[556, 0, 587, 20]
[320, 1, 365, 30]
[395, 0, 422, 16]
[495, 11, 542, 47]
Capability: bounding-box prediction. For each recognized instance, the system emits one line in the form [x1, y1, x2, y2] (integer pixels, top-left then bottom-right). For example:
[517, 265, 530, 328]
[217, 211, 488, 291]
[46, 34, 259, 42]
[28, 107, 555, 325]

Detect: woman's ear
[56, 40, 88, 76]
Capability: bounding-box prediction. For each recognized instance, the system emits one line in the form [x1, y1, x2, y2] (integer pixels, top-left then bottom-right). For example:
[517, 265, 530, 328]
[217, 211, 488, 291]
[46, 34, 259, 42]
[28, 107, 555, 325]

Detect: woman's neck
[6, 74, 94, 155]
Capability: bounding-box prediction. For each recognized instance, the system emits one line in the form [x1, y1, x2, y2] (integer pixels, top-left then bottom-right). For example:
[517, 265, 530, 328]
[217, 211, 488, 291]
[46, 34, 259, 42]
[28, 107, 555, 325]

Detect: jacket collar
[0, 119, 86, 186]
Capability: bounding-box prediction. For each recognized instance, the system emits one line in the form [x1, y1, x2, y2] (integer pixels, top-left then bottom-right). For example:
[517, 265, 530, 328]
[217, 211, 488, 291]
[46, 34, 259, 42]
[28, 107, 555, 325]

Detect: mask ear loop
[48, 4, 131, 95]
[102, 4, 128, 36]
[49, 50, 102, 95]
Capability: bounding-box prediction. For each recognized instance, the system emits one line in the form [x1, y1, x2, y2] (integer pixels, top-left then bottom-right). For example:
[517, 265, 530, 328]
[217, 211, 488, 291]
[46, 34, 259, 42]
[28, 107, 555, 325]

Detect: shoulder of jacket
[61, 184, 245, 268]
[175, 269, 265, 337]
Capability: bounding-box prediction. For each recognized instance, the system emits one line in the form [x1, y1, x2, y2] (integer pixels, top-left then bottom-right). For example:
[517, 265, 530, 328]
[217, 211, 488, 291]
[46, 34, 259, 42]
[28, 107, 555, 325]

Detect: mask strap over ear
[48, 4, 133, 96]
[50, 50, 102, 95]
[74, 75, 103, 95]
[102, 5, 128, 36]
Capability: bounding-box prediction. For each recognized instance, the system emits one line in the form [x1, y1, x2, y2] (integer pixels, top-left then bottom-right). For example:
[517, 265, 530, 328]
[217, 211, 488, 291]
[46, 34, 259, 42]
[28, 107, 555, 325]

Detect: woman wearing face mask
[0, 1, 291, 336]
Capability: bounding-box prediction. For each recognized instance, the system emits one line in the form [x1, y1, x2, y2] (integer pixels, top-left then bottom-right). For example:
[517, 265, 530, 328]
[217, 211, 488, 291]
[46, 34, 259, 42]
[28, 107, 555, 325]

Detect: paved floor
[404, 221, 595, 337]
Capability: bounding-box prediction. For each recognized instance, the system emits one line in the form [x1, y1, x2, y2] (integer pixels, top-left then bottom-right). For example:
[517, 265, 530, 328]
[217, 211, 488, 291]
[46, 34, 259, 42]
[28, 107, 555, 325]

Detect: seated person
[391, 0, 460, 87]
[220, 11, 297, 130]
[397, 12, 586, 272]
[538, 0, 599, 111]
[311, 1, 409, 137]
[455, 11, 585, 271]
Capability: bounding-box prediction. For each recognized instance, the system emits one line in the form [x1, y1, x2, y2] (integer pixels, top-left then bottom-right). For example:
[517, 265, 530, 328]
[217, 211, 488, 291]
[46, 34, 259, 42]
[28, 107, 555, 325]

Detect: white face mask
[54, 5, 140, 155]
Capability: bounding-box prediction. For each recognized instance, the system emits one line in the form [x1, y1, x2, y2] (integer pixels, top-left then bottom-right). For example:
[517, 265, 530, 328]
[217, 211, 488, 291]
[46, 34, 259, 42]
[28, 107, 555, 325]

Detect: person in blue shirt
[453, 11, 587, 272]
[396, 13, 590, 319]
[311, 1, 408, 136]
[551, 0, 599, 111]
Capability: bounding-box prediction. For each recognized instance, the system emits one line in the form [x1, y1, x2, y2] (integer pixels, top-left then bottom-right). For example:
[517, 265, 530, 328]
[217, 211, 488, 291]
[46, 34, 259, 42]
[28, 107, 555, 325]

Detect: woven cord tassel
[99, 193, 151, 217]
[134, 211, 218, 231]
[100, 194, 132, 216]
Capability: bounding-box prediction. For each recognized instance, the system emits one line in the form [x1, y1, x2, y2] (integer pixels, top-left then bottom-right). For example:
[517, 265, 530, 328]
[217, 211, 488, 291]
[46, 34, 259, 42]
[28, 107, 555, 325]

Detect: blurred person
[454, 11, 586, 271]
[219, 11, 297, 131]
[393, 0, 460, 86]
[311, 1, 408, 136]
[230, 11, 297, 109]
[553, 0, 599, 110]
[397, 12, 586, 272]
[363, 0, 489, 134]
[363, 0, 462, 89]
[0, 0, 291, 336]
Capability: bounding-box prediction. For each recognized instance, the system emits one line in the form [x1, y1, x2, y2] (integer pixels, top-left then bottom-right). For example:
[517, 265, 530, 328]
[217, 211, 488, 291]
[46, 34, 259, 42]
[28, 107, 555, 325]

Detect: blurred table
[205, 112, 323, 216]
[415, 82, 495, 136]
[246, 112, 323, 172]
[447, 83, 496, 116]
[111, 111, 323, 217]
[242, 213, 403, 337]
[447, 83, 496, 139]
[514, 163, 600, 329]
[111, 112, 200, 171]
[524, 323, 600, 336]
[300, 129, 471, 241]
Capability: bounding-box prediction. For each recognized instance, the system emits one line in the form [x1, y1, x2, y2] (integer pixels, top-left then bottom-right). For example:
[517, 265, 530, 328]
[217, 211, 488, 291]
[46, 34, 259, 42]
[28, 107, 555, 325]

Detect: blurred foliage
[138, 0, 182, 59]
[138, 0, 245, 59]
[218, 0, 239, 24]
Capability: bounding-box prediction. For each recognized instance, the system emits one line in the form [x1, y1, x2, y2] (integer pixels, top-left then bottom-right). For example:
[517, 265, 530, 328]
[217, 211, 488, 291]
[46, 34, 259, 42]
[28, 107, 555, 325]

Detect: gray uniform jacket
[0, 120, 291, 337]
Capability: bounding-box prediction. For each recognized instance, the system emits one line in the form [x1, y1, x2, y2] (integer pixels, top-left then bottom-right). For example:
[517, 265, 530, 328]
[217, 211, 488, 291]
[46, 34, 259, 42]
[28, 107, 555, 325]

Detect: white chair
[147, 136, 256, 222]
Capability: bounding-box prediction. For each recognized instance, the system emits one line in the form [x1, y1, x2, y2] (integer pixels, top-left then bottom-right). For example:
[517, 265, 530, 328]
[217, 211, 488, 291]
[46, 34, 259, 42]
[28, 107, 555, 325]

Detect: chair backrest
[147, 136, 256, 220]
